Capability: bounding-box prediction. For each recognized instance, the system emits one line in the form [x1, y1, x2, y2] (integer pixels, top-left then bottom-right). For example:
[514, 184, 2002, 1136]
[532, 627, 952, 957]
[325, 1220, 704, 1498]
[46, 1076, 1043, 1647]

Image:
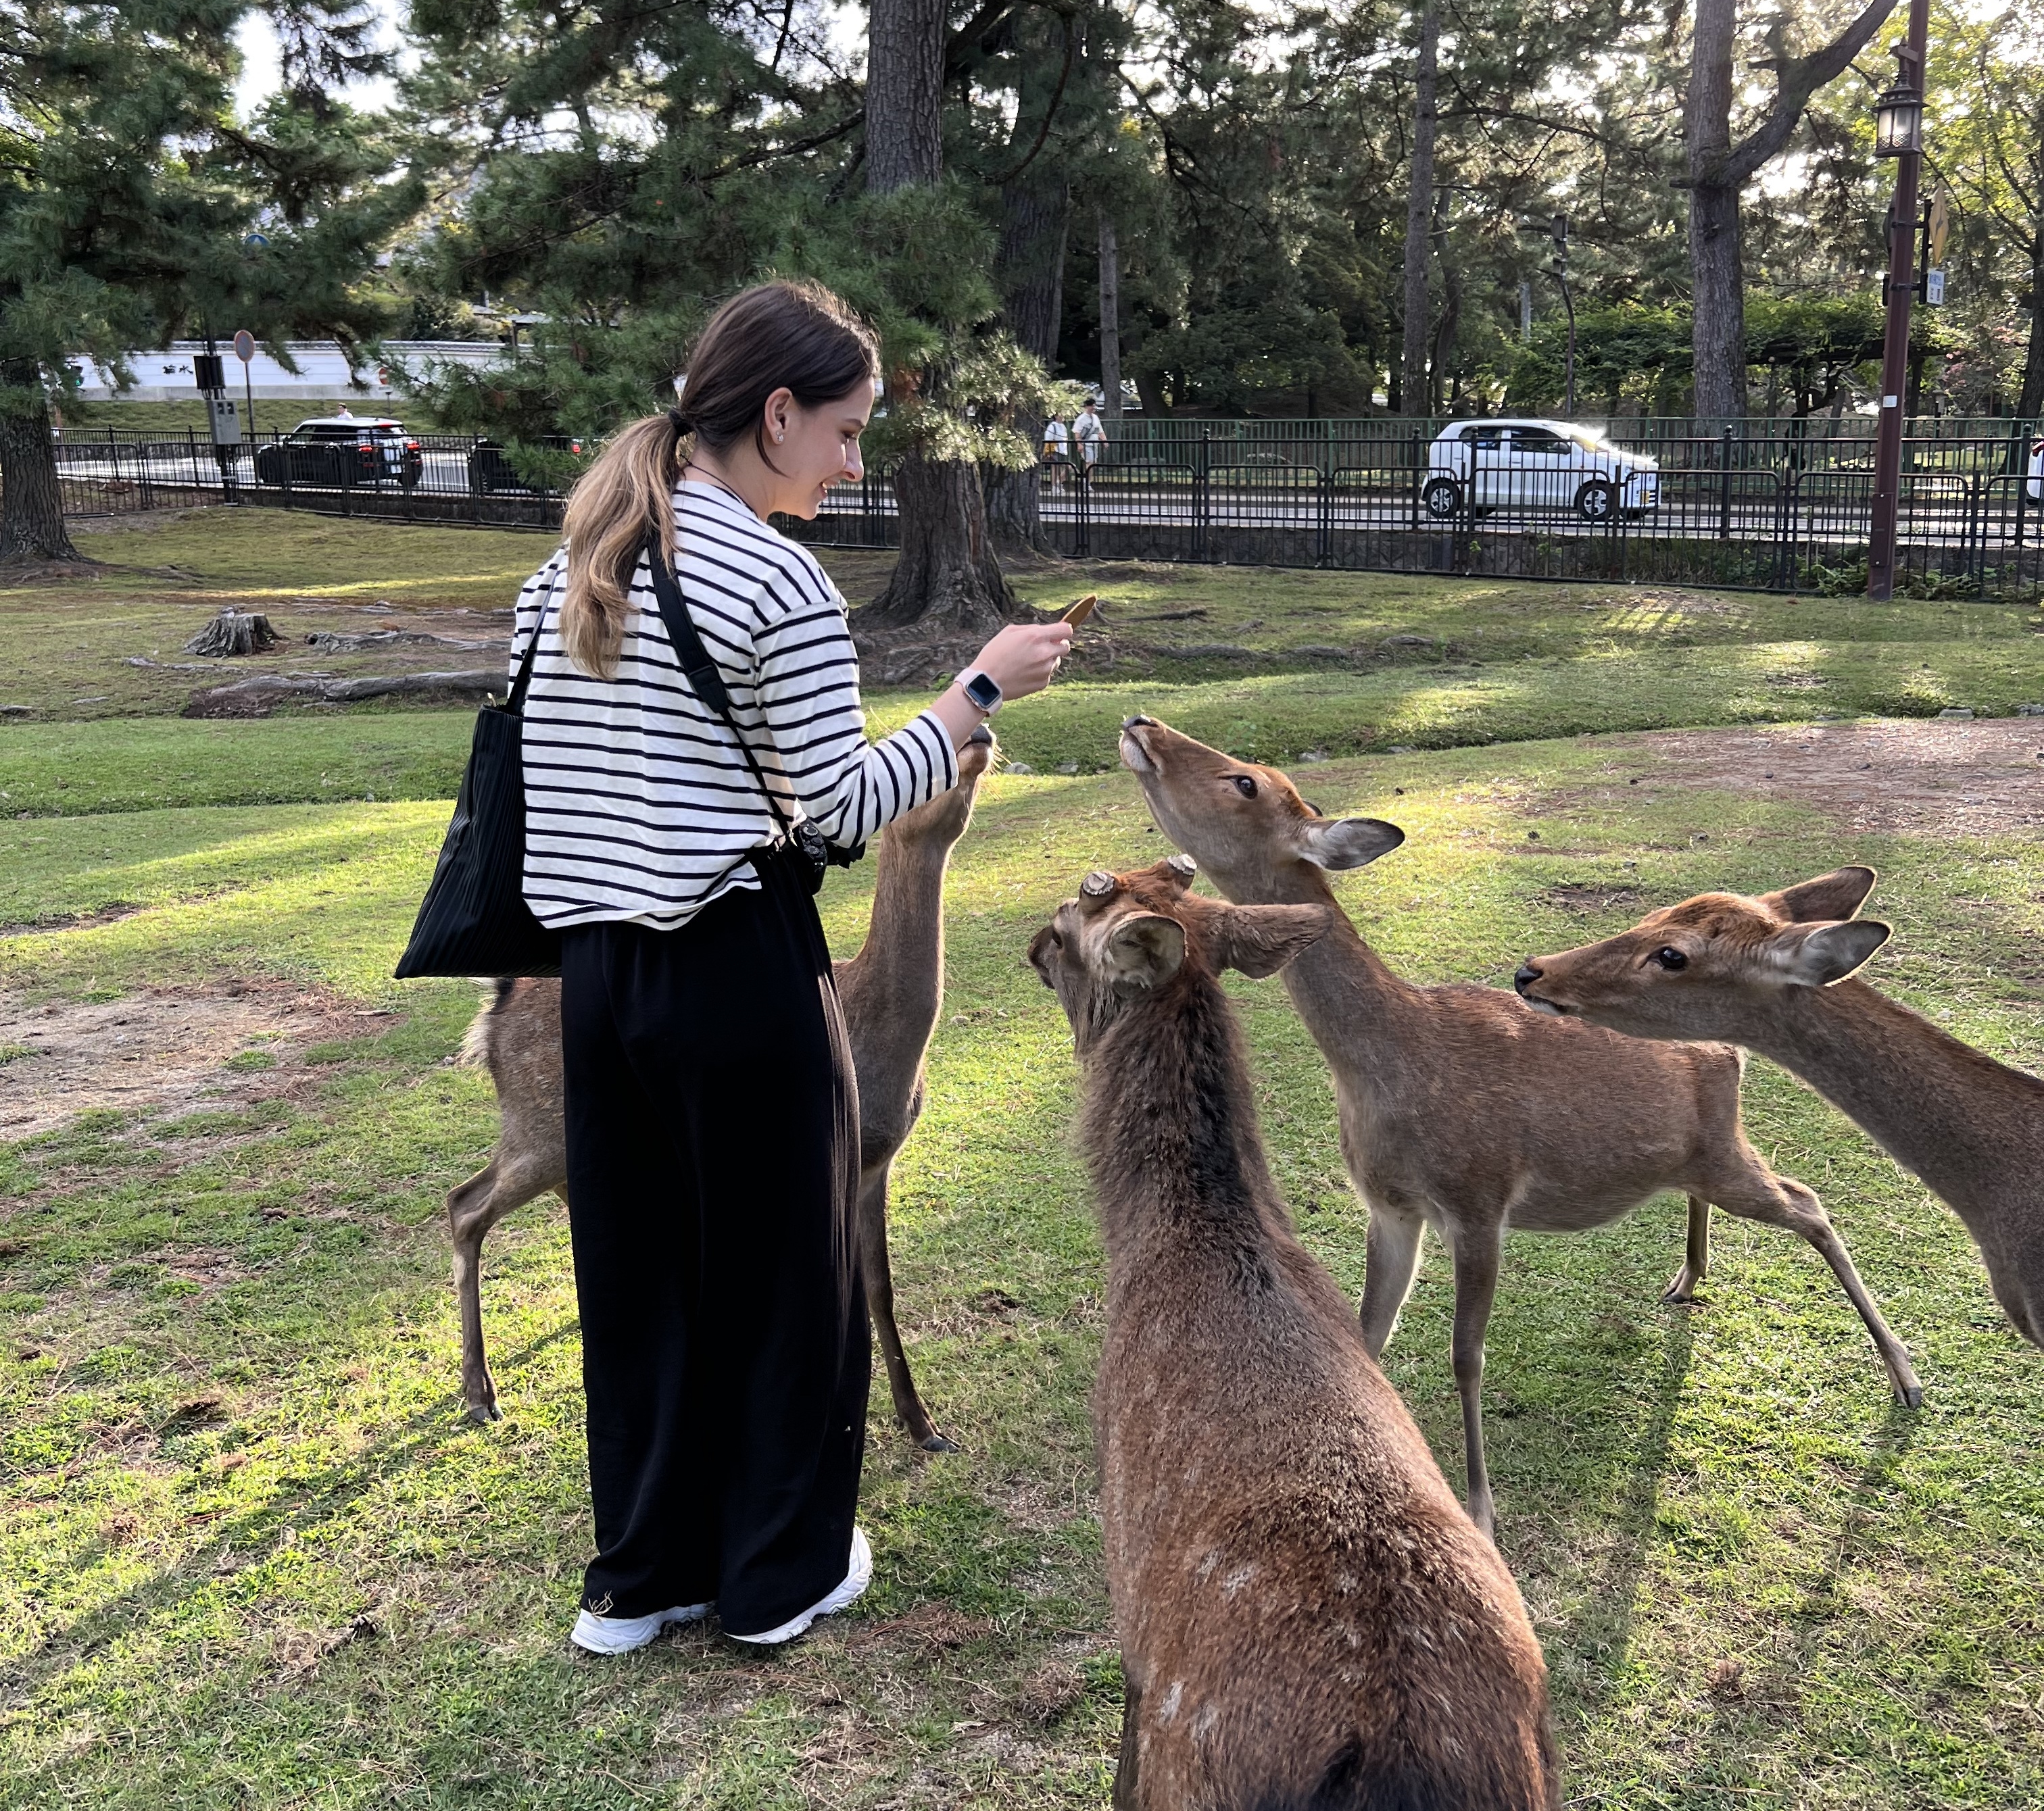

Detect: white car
[1424, 419, 1659, 522]
[2026, 435, 2042, 502]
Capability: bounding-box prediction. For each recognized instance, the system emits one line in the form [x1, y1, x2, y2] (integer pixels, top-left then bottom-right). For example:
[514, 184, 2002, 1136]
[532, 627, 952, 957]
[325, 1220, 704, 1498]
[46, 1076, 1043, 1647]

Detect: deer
[1117, 714, 1920, 1537]
[445, 724, 998, 1449]
[1514, 865, 2044, 1352]
[1029, 857, 1559, 1811]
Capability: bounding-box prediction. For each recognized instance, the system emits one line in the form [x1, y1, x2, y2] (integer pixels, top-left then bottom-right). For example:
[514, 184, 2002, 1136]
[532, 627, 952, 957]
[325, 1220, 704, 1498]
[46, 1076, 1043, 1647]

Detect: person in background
[1042, 411, 1069, 489]
[1073, 397, 1106, 478]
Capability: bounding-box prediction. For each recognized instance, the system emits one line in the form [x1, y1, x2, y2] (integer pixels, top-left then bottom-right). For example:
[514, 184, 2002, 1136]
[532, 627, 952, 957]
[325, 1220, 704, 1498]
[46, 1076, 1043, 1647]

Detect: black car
[466, 435, 584, 495]
[253, 417, 423, 490]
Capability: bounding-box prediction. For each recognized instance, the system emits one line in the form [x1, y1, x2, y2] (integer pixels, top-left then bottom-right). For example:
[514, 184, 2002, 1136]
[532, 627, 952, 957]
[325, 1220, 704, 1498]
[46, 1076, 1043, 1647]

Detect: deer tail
[458, 978, 518, 1068]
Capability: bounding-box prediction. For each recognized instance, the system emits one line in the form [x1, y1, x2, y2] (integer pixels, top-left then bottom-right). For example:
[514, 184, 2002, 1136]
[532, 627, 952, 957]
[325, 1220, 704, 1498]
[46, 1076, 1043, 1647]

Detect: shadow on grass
[11, 1315, 585, 1693]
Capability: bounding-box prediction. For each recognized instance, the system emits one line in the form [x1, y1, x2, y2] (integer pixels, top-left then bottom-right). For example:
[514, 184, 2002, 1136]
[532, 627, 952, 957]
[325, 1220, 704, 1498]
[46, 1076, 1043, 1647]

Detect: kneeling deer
[1516, 866, 2044, 1350]
[1119, 715, 1919, 1535]
[445, 726, 998, 1448]
[1031, 858, 1558, 1811]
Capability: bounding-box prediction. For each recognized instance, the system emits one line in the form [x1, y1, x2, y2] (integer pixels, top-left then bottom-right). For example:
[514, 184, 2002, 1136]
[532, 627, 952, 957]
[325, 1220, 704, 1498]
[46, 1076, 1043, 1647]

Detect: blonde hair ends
[560, 413, 685, 680]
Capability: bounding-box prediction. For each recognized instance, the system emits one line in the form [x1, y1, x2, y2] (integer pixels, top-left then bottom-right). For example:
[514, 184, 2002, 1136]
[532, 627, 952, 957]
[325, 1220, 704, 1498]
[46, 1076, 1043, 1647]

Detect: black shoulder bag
[391, 610, 563, 978]
[641, 534, 864, 896]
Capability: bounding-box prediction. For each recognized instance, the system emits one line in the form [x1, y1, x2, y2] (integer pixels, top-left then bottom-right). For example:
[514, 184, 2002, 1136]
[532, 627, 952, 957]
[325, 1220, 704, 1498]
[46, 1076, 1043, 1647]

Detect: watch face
[964, 672, 1002, 711]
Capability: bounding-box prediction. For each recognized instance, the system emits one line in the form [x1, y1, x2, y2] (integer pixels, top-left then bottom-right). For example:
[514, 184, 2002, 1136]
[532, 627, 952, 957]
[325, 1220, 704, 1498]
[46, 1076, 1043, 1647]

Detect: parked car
[466, 435, 585, 496]
[1424, 419, 1659, 522]
[253, 417, 422, 490]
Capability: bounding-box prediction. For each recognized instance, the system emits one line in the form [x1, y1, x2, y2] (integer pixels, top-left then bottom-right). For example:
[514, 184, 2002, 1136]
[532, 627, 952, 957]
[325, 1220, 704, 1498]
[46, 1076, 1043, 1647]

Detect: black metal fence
[49, 418, 2044, 600]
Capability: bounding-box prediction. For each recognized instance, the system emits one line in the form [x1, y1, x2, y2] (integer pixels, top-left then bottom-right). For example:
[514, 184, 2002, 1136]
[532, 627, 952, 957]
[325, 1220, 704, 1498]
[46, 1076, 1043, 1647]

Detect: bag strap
[504, 597, 546, 712]
[640, 530, 796, 840]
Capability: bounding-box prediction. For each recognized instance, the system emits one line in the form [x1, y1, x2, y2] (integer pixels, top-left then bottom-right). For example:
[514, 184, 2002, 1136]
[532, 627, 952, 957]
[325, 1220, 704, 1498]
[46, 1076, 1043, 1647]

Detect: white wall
[68, 341, 508, 402]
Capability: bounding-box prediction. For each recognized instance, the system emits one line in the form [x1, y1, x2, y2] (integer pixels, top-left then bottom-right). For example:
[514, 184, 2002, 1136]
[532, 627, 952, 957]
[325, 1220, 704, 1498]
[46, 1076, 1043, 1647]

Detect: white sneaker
[726, 1527, 873, 1645]
[570, 1601, 711, 1656]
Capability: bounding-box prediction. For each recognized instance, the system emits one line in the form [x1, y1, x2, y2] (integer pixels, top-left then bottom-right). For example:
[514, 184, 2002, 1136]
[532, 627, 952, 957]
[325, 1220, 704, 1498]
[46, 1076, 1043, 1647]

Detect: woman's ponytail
[556, 280, 878, 680]
[560, 411, 689, 680]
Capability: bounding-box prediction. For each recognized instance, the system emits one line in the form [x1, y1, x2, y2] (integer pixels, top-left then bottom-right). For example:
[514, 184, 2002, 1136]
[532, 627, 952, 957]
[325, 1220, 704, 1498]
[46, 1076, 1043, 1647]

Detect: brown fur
[445, 727, 998, 1444]
[1518, 866, 2044, 1349]
[1117, 716, 1920, 1533]
[1029, 862, 1559, 1811]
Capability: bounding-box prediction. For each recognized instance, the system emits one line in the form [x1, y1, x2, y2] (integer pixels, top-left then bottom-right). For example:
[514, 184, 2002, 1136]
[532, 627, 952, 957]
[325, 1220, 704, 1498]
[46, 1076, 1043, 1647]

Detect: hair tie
[668, 405, 695, 436]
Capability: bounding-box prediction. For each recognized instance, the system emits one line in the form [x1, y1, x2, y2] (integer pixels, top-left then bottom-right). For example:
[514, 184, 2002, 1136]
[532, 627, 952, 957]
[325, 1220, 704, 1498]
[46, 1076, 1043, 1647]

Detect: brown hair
[559, 279, 879, 677]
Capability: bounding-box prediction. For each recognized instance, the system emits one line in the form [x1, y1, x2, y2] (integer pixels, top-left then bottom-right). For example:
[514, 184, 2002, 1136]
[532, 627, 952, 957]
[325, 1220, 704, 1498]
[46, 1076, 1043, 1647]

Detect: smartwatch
[957, 669, 1004, 717]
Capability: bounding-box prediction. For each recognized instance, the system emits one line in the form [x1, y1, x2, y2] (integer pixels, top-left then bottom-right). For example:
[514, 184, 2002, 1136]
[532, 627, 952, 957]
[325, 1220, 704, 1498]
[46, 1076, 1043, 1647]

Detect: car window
[1459, 425, 1505, 449]
[1513, 428, 1567, 455]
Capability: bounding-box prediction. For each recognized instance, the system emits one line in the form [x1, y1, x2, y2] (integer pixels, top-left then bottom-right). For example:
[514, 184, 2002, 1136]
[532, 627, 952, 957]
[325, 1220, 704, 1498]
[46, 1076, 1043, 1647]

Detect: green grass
[3, 737, 2042, 1808]
[3, 510, 2043, 1806]
[65, 397, 450, 435]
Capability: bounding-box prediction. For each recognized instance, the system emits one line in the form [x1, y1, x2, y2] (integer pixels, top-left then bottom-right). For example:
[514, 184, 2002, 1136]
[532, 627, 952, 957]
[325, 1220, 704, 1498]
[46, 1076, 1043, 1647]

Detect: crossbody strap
[504, 596, 546, 712]
[640, 531, 796, 841]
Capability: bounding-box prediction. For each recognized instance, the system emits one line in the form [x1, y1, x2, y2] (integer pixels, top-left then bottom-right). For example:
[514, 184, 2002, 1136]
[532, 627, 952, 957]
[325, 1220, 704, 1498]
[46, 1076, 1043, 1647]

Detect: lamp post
[1867, 0, 1929, 601]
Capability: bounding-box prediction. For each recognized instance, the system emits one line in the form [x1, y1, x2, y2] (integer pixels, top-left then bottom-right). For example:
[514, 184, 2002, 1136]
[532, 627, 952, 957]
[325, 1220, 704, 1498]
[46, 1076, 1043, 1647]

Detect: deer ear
[1208, 904, 1330, 978]
[1767, 918, 1891, 986]
[1104, 914, 1186, 990]
[1300, 817, 1404, 871]
[1026, 924, 1060, 988]
[1761, 866, 1877, 923]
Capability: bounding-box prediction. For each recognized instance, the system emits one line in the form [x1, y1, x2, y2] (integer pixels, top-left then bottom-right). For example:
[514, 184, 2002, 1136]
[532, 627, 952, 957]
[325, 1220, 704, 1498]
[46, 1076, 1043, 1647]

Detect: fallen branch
[184, 669, 502, 718]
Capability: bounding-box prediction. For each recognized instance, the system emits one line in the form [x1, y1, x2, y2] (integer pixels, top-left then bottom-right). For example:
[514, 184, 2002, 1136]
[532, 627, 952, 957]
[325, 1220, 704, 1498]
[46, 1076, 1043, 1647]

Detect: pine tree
[0, 1, 412, 564]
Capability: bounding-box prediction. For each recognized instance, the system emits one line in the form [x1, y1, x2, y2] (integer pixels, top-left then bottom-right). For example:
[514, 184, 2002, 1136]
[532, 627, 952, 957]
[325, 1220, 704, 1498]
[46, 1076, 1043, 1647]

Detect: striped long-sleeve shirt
[511, 479, 958, 931]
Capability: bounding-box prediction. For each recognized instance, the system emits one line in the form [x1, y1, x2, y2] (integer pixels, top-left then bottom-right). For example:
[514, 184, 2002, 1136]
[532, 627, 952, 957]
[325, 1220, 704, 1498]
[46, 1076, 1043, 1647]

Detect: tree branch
[1720, 0, 1900, 189]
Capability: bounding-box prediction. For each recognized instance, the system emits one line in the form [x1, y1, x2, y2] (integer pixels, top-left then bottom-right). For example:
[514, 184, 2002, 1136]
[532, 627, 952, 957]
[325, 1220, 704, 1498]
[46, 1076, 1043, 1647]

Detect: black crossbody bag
[641, 534, 864, 895]
[392, 607, 563, 979]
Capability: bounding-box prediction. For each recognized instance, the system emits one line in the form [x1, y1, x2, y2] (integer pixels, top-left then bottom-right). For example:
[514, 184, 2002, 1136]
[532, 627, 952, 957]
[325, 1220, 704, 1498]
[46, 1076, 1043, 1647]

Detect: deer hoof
[1661, 1270, 1701, 1304]
[464, 1400, 503, 1426]
[1897, 1379, 1924, 1411]
[917, 1431, 960, 1454]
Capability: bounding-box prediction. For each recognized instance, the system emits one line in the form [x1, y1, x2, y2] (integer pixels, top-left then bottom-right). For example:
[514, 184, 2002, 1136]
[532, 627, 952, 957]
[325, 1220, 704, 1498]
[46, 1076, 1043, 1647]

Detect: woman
[508, 280, 1070, 1653]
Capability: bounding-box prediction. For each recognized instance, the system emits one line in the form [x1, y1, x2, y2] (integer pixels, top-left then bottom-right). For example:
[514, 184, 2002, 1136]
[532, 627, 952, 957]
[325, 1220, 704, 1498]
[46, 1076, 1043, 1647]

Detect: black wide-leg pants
[558, 847, 867, 1635]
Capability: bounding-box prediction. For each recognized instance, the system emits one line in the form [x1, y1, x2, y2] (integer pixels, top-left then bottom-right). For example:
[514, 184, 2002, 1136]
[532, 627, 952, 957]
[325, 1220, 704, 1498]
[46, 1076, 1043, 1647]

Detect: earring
[775, 432, 784, 443]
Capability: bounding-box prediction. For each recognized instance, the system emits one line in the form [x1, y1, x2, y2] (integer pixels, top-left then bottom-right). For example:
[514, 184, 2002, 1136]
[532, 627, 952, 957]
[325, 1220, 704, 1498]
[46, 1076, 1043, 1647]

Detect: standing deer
[1117, 715, 1918, 1535]
[1029, 858, 1558, 1811]
[446, 725, 998, 1448]
[1515, 866, 2044, 1351]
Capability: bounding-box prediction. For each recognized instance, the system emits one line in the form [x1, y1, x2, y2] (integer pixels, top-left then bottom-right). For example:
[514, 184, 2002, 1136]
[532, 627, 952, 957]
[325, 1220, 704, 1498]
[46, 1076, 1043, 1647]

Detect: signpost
[233, 330, 256, 440]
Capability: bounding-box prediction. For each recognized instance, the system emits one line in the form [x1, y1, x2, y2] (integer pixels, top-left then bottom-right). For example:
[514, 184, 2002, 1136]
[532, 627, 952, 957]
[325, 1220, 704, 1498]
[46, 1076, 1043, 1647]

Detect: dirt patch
[1558, 719, 2044, 838]
[0, 983, 374, 1141]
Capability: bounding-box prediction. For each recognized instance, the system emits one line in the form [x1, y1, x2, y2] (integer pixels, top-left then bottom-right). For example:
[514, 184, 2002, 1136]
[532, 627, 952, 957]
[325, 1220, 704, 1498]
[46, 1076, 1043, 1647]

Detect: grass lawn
[1, 510, 2042, 1808]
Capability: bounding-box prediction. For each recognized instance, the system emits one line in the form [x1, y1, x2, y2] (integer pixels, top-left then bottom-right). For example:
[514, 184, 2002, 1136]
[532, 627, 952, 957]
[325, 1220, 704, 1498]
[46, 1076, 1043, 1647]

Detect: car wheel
[1423, 478, 1462, 520]
[399, 468, 421, 492]
[1574, 479, 1615, 522]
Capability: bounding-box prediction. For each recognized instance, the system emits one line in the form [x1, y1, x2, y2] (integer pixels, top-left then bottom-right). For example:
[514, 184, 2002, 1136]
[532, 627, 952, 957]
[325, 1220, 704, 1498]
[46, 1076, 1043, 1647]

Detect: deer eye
[1651, 947, 1688, 970]
[1232, 775, 1258, 799]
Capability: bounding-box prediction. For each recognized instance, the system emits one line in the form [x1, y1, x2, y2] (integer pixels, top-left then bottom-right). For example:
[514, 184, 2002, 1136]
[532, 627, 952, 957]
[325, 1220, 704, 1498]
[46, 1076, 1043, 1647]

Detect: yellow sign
[1928, 185, 1951, 266]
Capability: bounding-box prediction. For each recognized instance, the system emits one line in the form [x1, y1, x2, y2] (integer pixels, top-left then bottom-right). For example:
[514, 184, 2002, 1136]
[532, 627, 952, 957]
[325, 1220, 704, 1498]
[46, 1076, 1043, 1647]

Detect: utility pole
[1868, 0, 1930, 601]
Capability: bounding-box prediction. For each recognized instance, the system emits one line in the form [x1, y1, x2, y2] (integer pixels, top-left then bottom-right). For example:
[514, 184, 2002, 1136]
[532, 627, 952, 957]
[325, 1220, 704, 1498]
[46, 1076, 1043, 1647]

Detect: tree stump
[185, 610, 283, 658]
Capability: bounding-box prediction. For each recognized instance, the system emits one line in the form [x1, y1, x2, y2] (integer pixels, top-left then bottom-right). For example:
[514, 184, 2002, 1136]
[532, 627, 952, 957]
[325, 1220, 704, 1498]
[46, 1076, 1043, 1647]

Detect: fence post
[1408, 432, 1421, 537]
[1075, 453, 1091, 557]
[1718, 425, 1733, 541]
[1194, 430, 1211, 562]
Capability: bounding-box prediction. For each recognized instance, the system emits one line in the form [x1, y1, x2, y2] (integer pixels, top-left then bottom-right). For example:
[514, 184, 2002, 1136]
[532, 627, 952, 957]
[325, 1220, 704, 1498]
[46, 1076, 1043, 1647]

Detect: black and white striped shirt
[511, 480, 958, 930]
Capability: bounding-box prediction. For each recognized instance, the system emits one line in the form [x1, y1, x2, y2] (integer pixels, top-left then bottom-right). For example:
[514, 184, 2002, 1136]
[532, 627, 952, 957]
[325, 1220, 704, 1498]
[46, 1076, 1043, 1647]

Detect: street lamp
[1872, 84, 1923, 158]
[1866, 0, 1929, 603]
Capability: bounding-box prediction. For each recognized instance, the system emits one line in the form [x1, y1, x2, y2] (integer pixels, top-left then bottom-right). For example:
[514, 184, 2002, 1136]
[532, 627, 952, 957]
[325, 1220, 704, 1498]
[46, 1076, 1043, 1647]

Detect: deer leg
[1449, 1224, 1503, 1540]
[448, 1151, 564, 1424]
[1357, 1204, 1426, 1360]
[858, 1158, 954, 1453]
[1663, 1193, 1711, 1304]
[1710, 1164, 1922, 1409]
[1113, 1674, 1142, 1811]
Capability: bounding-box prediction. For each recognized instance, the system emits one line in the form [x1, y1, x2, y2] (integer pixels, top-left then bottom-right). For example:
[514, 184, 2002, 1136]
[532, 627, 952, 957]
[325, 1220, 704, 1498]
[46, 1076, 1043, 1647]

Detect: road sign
[233, 330, 256, 364]
[1925, 268, 1946, 306]
[1927, 185, 1951, 265]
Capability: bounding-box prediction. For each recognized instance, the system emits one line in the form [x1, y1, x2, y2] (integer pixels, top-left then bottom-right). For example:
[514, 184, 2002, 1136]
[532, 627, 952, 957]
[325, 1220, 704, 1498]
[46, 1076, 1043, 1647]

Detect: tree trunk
[2022, 167, 2044, 420]
[1098, 210, 1123, 420]
[0, 368, 82, 565]
[984, 41, 1071, 557]
[866, 0, 1018, 628]
[1428, 197, 1460, 414]
[1686, 0, 1745, 420]
[1400, 3, 1440, 420]
[861, 453, 1013, 632]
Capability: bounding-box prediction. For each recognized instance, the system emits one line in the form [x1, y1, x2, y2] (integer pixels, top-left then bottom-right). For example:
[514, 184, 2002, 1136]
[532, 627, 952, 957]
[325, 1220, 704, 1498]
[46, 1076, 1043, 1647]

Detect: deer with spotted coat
[445, 724, 998, 1449]
[1117, 714, 1920, 1536]
[1030, 857, 1557, 1811]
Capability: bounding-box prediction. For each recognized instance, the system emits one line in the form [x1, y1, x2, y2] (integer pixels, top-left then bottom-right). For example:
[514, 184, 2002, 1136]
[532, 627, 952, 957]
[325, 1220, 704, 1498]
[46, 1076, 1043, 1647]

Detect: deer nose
[967, 724, 994, 747]
[1513, 964, 1542, 995]
[1122, 714, 1155, 729]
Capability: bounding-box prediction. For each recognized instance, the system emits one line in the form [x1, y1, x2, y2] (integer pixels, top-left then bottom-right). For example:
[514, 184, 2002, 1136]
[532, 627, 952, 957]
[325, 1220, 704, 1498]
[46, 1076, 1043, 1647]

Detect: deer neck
[1215, 857, 1415, 1072]
[1082, 976, 1287, 1281]
[850, 829, 951, 1033]
[1750, 978, 2043, 1220]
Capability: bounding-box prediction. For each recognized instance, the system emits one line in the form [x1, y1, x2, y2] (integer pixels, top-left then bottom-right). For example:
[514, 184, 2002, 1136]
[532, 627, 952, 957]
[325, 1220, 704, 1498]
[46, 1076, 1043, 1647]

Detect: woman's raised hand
[969, 621, 1072, 703]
